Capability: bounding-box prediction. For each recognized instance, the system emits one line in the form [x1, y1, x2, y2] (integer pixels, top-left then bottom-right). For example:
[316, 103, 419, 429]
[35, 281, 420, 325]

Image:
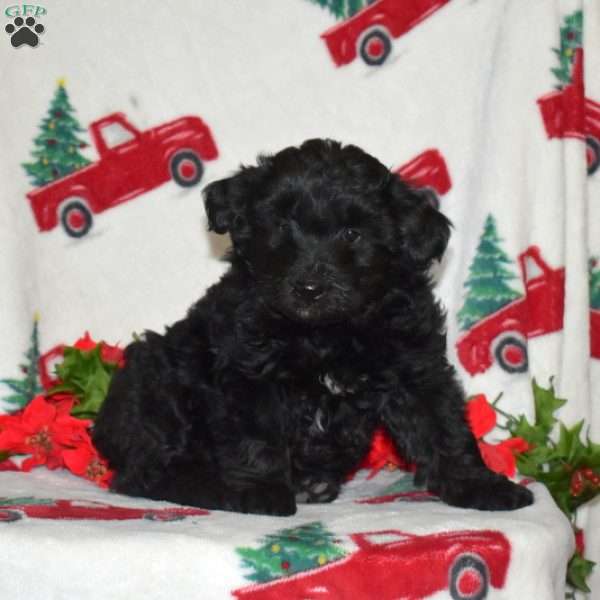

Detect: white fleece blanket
[0, 469, 573, 600]
[1, 0, 599, 598]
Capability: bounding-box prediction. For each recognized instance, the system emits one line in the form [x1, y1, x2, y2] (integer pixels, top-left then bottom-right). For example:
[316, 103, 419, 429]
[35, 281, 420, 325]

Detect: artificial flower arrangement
[0, 333, 599, 594]
[0, 333, 120, 487]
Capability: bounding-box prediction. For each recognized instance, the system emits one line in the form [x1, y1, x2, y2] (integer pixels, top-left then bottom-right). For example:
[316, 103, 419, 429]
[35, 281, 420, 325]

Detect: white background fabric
[1, 0, 598, 597]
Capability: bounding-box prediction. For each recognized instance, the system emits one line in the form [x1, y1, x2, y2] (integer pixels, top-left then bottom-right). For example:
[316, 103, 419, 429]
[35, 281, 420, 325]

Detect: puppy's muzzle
[292, 279, 325, 303]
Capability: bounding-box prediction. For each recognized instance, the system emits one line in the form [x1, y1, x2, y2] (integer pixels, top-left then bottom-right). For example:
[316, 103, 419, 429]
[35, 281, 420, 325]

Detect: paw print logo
[5, 16, 45, 48]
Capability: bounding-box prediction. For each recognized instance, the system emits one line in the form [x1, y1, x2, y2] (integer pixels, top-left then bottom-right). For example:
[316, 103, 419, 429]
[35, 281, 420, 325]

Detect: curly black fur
[93, 139, 533, 515]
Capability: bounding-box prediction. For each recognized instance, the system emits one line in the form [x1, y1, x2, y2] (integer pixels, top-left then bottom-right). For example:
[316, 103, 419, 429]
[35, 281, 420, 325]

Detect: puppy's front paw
[438, 475, 533, 511]
[236, 483, 297, 516]
[294, 477, 340, 504]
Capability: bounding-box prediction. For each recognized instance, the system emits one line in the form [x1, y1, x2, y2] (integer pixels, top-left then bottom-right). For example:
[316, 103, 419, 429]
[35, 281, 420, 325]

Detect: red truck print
[395, 148, 452, 208]
[321, 0, 450, 67]
[457, 245, 600, 375]
[538, 48, 600, 175]
[356, 489, 437, 505]
[233, 529, 510, 600]
[456, 246, 565, 376]
[0, 497, 208, 522]
[26, 112, 218, 238]
[592, 309, 600, 360]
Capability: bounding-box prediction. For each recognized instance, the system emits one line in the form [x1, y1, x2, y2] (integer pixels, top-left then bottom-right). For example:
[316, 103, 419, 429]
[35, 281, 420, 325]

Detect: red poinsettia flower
[354, 427, 414, 480]
[477, 438, 530, 478]
[466, 394, 529, 478]
[100, 343, 125, 367]
[0, 458, 19, 471]
[466, 394, 496, 438]
[62, 433, 113, 488]
[74, 332, 125, 367]
[73, 332, 97, 351]
[0, 395, 91, 471]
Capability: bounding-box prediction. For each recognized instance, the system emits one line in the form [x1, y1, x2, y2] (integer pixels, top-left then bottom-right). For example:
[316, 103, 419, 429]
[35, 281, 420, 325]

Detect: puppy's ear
[203, 177, 235, 234]
[203, 166, 263, 234]
[387, 176, 451, 267]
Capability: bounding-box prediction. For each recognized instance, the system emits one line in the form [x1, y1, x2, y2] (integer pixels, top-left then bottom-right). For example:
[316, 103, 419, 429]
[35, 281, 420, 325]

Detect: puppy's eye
[342, 228, 361, 243]
[278, 220, 290, 232]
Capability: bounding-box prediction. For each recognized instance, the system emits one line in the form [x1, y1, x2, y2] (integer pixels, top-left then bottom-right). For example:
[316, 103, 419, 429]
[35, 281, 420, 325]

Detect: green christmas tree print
[1, 315, 43, 409]
[551, 10, 582, 86]
[380, 474, 426, 496]
[307, 0, 369, 20]
[237, 522, 347, 583]
[457, 214, 522, 331]
[22, 79, 90, 187]
[590, 258, 600, 310]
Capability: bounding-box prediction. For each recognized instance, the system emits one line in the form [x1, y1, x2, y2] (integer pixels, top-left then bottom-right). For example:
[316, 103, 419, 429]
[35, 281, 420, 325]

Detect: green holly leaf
[532, 378, 566, 433]
[554, 421, 585, 464]
[50, 346, 117, 419]
[0, 451, 11, 463]
[582, 437, 600, 468]
[503, 380, 566, 446]
[70, 367, 112, 419]
[567, 552, 595, 593]
[556, 489, 575, 516]
[519, 445, 556, 472]
[508, 415, 548, 446]
[493, 376, 599, 590]
[515, 453, 545, 479]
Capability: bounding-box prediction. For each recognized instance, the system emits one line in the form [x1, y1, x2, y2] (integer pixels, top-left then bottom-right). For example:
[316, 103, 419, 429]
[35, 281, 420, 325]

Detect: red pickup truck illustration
[592, 309, 600, 360]
[395, 148, 452, 208]
[26, 112, 218, 238]
[537, 48, 600, 175]
[457, 245, 600, 375]
[456, 246, 566, 375]
[356, 489, 436, 505]
[321, 0, 450, 67]
[0, 497, 208, 522]
[233, 529, 510, 600]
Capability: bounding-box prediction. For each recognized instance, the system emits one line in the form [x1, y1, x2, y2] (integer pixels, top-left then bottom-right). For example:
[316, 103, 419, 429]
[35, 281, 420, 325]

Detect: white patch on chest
[313, 407, 327, 433]
[321, 373, 345, 395]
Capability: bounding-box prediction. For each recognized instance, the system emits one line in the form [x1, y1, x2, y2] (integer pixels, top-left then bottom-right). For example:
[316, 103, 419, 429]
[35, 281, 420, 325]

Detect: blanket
[0, 469, 573, 599]
[1, 0, 598, 598]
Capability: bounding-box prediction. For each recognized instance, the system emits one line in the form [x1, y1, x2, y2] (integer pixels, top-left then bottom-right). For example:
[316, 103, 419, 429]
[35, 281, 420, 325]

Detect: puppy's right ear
[203, 177, 234, 234]
[203, 166, 264, 234]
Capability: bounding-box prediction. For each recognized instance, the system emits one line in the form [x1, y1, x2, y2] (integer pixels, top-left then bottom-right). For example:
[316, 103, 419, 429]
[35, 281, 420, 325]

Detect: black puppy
[93, 139, 533, 515]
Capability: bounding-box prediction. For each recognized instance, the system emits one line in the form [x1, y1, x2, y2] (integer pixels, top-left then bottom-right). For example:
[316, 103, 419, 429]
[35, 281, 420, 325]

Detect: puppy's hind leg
[294, 476, 341, 504]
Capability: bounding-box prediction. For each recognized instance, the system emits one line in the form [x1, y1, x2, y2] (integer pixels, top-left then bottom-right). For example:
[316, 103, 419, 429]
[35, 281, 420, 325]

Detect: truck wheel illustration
[170, 151, 204, 187]
[0, 510, 21, 523]
[60, 199, 93, 238]
[358, 28, 392, 66]
[449, 554, 489, 600]
[586, 136, 600, 175]
[493, 334, 528, 374]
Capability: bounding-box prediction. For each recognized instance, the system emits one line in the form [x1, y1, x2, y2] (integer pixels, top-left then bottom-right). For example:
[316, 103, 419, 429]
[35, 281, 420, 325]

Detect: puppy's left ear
[387, 177, 452, 267]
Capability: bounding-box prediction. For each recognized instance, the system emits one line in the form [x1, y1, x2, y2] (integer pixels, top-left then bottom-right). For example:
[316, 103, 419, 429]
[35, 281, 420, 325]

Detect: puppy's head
[204, 139, 450, 324]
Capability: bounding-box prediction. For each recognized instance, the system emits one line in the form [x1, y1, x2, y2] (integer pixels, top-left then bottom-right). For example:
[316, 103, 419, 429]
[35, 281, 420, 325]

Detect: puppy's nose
[292, 280, 325, 302]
